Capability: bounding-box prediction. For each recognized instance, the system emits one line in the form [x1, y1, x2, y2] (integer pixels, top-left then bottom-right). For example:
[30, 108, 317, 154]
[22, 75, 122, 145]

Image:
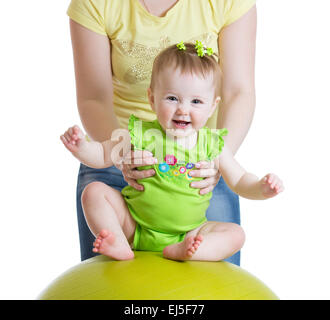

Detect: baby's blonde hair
[150, 42, 222, 97]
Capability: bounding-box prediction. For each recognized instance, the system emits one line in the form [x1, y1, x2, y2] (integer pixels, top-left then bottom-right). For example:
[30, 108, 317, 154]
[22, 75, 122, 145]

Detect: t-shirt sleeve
[207, 128, 228, 159]
[222, 0, 256, 27]
[67, 0, 107, 36]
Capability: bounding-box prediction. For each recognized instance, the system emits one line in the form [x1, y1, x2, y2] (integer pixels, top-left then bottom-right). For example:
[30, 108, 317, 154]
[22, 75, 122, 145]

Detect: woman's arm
[188, 6, 257, 194]
[70, 19, 157, 184]
[69, 19, 120, 142]
[218, 5, 257, 155]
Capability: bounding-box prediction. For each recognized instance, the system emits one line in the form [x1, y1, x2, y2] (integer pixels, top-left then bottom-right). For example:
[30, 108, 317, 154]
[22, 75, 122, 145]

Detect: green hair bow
[176, 41, 186, 51]
[176, 40, 214, 57]
[195, 40, 214, 57]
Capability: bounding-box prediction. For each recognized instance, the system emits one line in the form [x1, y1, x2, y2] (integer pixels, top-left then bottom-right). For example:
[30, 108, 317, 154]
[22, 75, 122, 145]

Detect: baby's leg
[81, 181, 136, 260]
[163, 222, 245, 262]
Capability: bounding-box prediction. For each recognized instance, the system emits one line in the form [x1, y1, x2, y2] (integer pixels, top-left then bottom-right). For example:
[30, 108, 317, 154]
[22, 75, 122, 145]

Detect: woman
[67, 0, 257, 265]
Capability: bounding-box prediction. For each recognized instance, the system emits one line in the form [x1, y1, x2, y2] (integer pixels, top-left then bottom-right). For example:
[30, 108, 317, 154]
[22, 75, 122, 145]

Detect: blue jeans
[76, 164, 241, 265]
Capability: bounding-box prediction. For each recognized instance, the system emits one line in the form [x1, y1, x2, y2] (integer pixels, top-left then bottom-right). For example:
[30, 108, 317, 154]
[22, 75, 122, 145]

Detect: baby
[61, 42, 284, 262]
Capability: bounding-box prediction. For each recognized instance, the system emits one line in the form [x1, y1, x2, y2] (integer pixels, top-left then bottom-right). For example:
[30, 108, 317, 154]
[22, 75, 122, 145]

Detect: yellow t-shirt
[67, 0, 256, 129]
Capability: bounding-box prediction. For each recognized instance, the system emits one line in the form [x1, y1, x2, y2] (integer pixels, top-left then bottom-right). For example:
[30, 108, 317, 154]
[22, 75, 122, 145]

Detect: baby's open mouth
[172, 120, 191, 128]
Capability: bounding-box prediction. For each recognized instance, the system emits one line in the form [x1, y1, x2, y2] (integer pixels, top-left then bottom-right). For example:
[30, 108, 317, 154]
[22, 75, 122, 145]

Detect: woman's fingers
[189, 160, 221, 195]
[122, 167, 156, 191]
[195, 160, 215, 169]
[122, 167, 155, 180]
[192, 178, 217, 195]
[124, 177, 144, 191]
[199, 185, 215, 195]
[123, 150, 157, 168]
[190, 175, 218, 189]
[120, 150, 157, 191]
[189, 167, 218, 178]
[129, 157, 158, 168]
[189, 160, 217, 178]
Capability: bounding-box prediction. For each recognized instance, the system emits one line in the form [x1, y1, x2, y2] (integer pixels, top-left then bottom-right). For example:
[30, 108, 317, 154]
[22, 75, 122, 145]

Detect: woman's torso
[67, 0, 256, 126]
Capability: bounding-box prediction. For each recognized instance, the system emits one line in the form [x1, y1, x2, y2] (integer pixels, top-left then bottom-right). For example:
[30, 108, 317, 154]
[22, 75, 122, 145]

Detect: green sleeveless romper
[121, 115, 228, 251]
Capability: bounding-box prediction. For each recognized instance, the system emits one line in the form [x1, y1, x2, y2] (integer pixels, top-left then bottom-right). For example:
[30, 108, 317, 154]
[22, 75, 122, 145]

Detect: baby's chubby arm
[214, 145, 284, 200]
[60, 125, 130, 169]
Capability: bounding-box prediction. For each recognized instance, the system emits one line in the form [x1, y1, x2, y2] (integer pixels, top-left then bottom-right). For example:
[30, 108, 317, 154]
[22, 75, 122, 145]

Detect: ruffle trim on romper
[128, 114, 143, 150]
[207, 127, 228, 159]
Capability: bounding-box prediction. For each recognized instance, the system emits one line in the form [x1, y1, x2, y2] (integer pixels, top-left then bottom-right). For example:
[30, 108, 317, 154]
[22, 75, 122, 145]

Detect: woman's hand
[188, 160, 221, 195]
[116, 150, 158, 191]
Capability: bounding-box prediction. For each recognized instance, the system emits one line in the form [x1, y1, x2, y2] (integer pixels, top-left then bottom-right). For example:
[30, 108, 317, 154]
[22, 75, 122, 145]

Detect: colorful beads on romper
[158, 163, 170, 173]
[179, 167, 186, 174]
[164, 154, 177, 166]
[157, 157, 197, 181]
[186, 170, 193, 180]
[186, 163, 194, 169]
[173, 170, 180, 176]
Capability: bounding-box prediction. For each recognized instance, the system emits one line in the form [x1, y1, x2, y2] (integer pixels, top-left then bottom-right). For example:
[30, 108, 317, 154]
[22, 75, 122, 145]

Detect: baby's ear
[147, 88, 155, 111]
[209, 96, 221, 117]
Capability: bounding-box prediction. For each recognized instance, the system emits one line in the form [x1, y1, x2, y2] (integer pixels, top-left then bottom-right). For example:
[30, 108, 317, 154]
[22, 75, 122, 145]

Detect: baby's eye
[191, 99, 202, 104]
[167, 96, 178, 101]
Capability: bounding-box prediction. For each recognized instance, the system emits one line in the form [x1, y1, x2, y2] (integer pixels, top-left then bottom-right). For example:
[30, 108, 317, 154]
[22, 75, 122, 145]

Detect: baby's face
[148, 67, 220, 138]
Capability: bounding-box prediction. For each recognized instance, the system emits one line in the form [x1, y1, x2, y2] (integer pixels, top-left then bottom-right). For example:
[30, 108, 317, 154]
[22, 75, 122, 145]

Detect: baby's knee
[81, 181, 107, 205]
[230, 223, 245, 251]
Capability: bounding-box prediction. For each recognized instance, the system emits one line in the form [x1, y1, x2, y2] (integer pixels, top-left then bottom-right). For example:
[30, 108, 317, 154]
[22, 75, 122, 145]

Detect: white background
[0, 0, 329, 300]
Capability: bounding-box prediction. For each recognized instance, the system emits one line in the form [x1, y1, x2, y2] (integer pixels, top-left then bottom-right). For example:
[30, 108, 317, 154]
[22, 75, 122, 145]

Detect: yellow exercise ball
[38, 251, 278, 300]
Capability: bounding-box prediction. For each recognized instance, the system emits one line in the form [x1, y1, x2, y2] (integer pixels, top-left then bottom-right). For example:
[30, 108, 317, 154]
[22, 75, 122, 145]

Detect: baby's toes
[185, 236, 194, 246]
[184, 237, 195, 253]
[92, 240, 101, 252]
[94, 238, 101, 248]
[194, 235, 203, 245]
[192, 240, 199, 247]
[99, 229, 109, 239]
[187, 248, 194, 256]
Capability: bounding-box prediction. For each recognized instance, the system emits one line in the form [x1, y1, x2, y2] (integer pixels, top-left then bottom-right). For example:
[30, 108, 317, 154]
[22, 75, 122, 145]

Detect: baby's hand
[260, 173, 284, 199]
[60, 125, 86, 154]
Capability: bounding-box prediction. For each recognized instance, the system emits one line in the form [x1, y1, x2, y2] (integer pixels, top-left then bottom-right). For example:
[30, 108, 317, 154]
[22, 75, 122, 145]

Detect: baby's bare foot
[163, 235, 203, 261]
[93, 229, 134, 260]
